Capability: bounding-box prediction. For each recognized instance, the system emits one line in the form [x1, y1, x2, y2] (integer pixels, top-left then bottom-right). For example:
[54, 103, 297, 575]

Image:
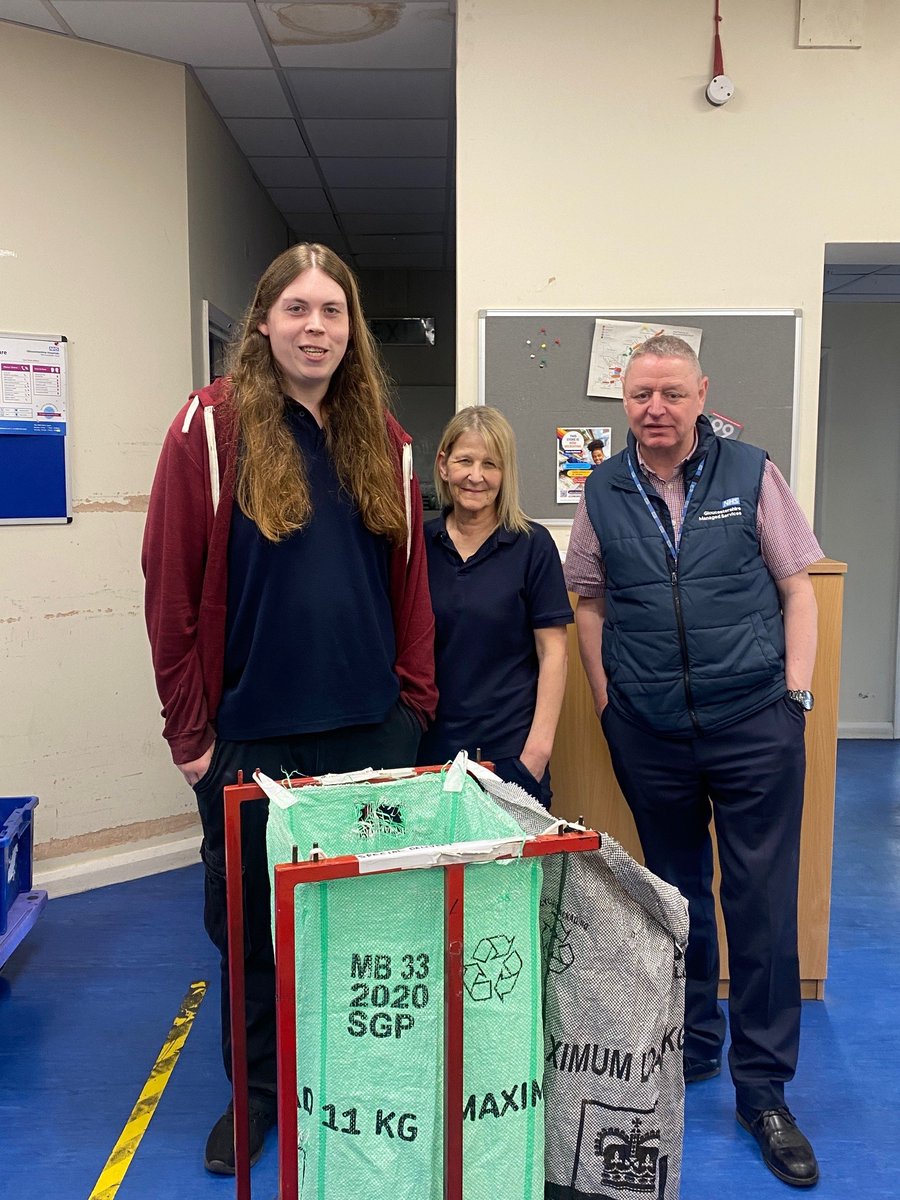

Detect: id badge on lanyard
[625, 454, 705, 562]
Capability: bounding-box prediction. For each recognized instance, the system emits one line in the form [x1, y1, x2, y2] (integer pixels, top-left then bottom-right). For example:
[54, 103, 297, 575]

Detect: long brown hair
[229, 243, 406, 544]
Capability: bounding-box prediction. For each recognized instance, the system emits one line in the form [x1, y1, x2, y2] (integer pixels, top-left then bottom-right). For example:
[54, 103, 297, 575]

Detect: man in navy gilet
[564, 336, 823, 1189]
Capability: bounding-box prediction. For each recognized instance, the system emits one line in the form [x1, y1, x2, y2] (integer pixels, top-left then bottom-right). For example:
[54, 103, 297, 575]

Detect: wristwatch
[786, 689, 814, 712]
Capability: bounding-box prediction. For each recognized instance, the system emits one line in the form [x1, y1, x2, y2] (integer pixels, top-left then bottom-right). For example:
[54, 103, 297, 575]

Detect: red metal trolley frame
[223, 768, 599, 1200]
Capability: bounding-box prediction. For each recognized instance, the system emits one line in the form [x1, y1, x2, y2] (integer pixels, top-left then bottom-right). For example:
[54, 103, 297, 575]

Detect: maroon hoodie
[142, 377, 437, 765]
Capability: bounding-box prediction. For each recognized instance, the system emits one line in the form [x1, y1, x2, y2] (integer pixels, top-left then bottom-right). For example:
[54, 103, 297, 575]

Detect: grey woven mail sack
[476, 770, 689, 1200]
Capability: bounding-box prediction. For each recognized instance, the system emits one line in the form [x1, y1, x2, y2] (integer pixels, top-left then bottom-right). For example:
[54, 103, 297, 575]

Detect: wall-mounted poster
[0, 331, 71, 524]
[0, 332, 68, 434]
[557, 426, 611, 504]
[587, 319, 703, 399]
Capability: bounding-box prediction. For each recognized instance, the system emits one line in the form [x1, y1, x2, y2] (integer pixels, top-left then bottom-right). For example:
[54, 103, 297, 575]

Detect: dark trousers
[192, 698, 423, 1111]
[601, 696, 806, 1115]
[491, 756, 552, 809]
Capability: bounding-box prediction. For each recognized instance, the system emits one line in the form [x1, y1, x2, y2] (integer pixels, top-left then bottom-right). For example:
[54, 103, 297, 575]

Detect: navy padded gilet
[584, 416, 786, 737]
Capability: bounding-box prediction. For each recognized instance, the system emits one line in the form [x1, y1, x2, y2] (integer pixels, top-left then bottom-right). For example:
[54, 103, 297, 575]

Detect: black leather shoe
[737, 1106, 819, 1188]
[204, 1101, 276, 1175]
[683, 1055, 721, 1083]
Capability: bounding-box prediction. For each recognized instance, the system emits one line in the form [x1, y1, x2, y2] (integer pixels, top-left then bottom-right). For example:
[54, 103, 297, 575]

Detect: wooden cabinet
[552, 558, 846, 999]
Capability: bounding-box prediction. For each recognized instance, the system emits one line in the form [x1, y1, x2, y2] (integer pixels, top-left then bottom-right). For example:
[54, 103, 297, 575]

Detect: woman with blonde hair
[143, 243, 436, 1173]
[417, 406, 571, 807]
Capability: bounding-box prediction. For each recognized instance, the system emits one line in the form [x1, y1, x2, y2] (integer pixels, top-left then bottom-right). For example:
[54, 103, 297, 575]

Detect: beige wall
[456, 0, 900, 517]
[0, 24, 284, 880]
[0, 24, 194, 863]
[185, 73, 288, 387]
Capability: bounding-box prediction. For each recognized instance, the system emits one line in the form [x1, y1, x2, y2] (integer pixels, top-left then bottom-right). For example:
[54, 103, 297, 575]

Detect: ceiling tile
[285, 68, 450, 119]
[348, 233, 444, 255]
[355, 252, 446, 271]
[320, 158, 446, 189]
[268, 187, 329, 211]
[0, 0, 66, 32]
[24, 0, 457, 273]
[54, 1, 272, 68]
[305, 118, 447, 158]
[332, 188, 446, 214]
[225, 118, 308, 157]
[284, 213, 344, 244]
[194, 69, 292, 118]
[249, 157, 321, 187]
[260, 2, 453, 70]
[342, 212, 446, 235]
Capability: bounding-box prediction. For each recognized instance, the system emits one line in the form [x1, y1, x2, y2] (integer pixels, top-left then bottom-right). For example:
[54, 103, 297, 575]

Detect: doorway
[816, 245, 900, 737]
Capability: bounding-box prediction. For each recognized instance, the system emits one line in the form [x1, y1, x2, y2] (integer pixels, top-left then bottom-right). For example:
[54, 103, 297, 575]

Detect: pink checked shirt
[564, 441, 823, 598]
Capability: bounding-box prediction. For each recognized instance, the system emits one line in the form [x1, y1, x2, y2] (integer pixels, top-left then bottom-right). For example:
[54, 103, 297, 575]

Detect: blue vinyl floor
[1, 739, 898, 1199]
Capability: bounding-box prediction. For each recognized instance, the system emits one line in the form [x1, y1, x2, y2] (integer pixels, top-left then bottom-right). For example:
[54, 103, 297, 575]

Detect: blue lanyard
[625, 453, 705, 562]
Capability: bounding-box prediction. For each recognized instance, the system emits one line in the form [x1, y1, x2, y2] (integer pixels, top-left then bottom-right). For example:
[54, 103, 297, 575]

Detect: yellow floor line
[88, 979, 208, 1200]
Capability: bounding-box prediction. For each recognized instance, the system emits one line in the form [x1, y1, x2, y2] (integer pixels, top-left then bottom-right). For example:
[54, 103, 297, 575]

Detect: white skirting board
[33, 833, 202, 899]
[837, 722, 895, 740]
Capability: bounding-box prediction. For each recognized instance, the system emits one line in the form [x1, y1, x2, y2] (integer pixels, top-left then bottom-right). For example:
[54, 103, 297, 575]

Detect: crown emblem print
[595, 1117, 661, 1194]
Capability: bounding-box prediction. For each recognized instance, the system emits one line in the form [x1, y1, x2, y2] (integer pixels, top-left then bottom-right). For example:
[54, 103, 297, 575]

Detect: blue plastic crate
[0, 796, 47, 967]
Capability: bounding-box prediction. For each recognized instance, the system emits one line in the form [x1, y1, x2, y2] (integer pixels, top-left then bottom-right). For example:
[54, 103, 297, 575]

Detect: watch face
[788, 690, 814, 711]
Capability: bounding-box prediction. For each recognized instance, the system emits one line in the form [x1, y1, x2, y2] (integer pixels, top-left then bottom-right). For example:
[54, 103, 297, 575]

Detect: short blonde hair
[434, 406, 530, 535]
[624, 334, 702, 381]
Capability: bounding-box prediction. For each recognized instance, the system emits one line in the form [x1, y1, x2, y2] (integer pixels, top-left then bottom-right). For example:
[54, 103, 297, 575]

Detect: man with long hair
[143, 244, 437, 1173]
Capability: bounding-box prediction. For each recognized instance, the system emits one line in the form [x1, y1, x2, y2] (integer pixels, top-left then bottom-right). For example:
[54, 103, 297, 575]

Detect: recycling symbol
[541, 916, 575, 975]
[463, 934, 522, 1003]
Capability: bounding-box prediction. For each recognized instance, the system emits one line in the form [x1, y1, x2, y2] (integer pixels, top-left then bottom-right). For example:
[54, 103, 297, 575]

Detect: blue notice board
[0, 331, 71, 524]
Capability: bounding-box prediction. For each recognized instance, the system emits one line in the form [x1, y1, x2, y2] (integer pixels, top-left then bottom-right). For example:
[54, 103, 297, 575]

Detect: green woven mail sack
[266, 765, 544, 1200]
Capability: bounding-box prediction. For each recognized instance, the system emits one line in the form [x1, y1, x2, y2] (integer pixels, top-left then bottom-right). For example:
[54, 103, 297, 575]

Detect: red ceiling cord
[706, 0, 734, 106]
[713, 0, 725, 78]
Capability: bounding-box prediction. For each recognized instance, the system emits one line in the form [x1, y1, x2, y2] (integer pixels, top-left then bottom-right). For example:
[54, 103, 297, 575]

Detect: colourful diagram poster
[557, 426, 611, 504]
[0, 332, 68, 434]
[587, 319, 703, 399]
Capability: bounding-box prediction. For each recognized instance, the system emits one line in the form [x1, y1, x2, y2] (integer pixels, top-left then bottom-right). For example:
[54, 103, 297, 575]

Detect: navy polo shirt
[417, 514, 572, 764]
[216, 401, 398, 740]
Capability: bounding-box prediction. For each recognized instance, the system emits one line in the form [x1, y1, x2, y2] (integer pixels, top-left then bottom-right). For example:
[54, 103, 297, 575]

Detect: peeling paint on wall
[73, 494, 150, 513]
[41, 604, 139, 624]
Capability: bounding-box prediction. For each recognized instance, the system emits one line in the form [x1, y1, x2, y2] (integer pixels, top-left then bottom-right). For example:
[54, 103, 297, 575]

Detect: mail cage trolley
[221, 763, 600, 1200]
